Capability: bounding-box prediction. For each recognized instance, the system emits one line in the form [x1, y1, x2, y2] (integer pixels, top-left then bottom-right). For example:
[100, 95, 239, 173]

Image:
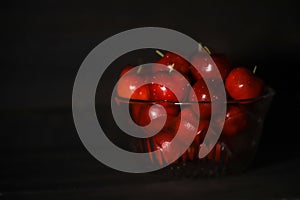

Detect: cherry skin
[211, 54, 231, 78]
[146, 107, 203, 163]
[117, 65, 151, 100]
[150, 130, 177, 165]
[176, 107, 199, 146]
[190, 53, 231, 81]
[130, 102, 179, 135]
[130, 84, 150, 100]
[188, 79, 212, 119]
[129, 86, 151, 127]
[225, 67, 264, 100]
[152, 52, 190, 76]
[175, 107, 210, 162]
[149, 107, 202, 164]
[196, 118, 210, 144]
[147, 72, 184, 118]
[220, 105, 249, 136]
[130, 70, 188, 132]
[149, 71, 190, 102]
[119, 65, 134, 77]
[149, 83, 177, 102]
[129, 85, 180, 136]
[117, 73, 147, 100]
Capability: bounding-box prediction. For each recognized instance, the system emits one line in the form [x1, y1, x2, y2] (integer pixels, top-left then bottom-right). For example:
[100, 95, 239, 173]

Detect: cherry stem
[137, 65, 143, 74]
[204, 46, 211, 55]
[155, 50, 164, 57]
[197, 43, 211, 55]
[253, 65, 258, 74]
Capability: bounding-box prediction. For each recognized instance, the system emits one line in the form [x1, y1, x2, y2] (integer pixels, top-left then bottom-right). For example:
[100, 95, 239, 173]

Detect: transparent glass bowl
[112, 87, 275, 177]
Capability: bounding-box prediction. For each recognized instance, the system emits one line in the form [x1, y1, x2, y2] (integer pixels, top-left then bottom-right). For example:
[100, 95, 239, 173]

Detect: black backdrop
[1, 0, 300, 199]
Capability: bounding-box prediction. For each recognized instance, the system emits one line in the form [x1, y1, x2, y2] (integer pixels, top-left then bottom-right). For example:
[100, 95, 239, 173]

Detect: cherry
[130, 84, 150, 100]
[190, 53, 231, 81]
[179, 107, 199, 161]
[148, 107, 202, 163]
[188, 79, 210, 119]
[211, 54, 231, 78]
[129, 102, 152, 127]
[150, 130, 177, 165]
[219, 105, 249, 136]
[130, 101, 179, 133]
[149, 71, 189, 102]
[225, 67, 264, 100]
[119, 65, 134, 77]
[188, 78, 224, 119]
[152, 51, 190, 76]
[185, 133, 205, 161]
[149, 83, 177, 102]
[186, 124, 208, 162]
[117, 65, 150, 100]
[117, 73, 146, 100]
[196, 119, 210, 143]
[176, 107, 199, 146]
[176, 107, 210, 162]
[129, 70, 188, 133]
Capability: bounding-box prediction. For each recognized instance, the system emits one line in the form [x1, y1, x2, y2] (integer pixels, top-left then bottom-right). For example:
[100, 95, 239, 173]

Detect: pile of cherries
[116, 47, 265, 165]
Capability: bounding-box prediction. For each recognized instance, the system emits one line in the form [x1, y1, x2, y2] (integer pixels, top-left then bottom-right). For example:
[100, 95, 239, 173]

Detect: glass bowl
[111, 87, 275, 177]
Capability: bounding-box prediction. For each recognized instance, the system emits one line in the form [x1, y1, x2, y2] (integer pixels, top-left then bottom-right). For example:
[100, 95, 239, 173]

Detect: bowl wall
[110, 87, 275, 176]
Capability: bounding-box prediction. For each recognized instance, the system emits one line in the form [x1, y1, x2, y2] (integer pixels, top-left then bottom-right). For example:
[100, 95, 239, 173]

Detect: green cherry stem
[156, 50, 164, 57]
[197, 43, 211, 55]
[137, 65, 143, 74]
[203, 46, 211, 55]
[253, 65, 258, 74]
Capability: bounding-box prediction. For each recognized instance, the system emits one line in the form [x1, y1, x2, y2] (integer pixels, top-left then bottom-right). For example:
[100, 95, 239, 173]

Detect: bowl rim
[114, 87, 275, 105]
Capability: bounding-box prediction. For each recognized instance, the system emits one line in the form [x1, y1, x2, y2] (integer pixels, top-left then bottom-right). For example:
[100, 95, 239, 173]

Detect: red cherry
[129, 103, 152, 127]
[130, 84, 150, 100]
[119, 65, 134, 77]
[145, 105, 179, 135]
[148, 107, 202, 163]
[225, 67, 265, 100]
[152, 52, 190, 76]
[196, 119, 210, 144]
[150, 130, 177, 165]
[149, 71, 189, 102]
[130, 101, 179, 132]
[220, 105, 249, 136]
[168, 72, 190, 102]
[171, 107, 210, 162]
[149, 83, 177, 102]
[211, 54, 231, 78]
[151, 131, 175, 150]
[157, 102, 180, 116]
[190, 53, 231, 81]
[117, 73, 146, 100]
[184, 128, 210, 162]
[176, 107, 199, 146]
[188, 79, 212, 119]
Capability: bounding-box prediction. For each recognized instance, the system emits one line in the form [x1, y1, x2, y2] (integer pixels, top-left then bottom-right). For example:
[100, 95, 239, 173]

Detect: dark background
[1, 0, 300, 199]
